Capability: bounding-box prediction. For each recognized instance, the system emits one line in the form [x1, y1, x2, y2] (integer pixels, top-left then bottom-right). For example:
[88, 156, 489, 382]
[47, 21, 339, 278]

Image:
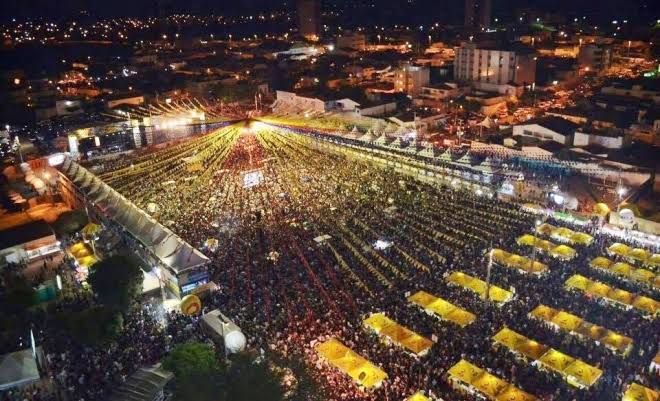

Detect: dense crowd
[3, 123, 658, 401]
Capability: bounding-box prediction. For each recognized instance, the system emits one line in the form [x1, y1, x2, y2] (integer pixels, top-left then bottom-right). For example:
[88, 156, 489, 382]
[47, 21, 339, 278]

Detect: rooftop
[0, 220, 54, 249]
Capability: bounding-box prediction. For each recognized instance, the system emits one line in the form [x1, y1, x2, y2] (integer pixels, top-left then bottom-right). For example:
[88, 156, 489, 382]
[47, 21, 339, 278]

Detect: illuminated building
[454, 42, 536, 87]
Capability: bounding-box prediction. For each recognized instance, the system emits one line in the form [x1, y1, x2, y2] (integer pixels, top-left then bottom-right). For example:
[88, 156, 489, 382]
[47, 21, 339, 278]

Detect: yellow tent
[493, 328, 527, 351]
[648, 254, 660, 267]
[447, 271, 473, 287]
[506, 254, 526, 268]
[622, 383, 659, 401]
[590, 257, 612, 269]
[585, 281, 612, 298]
[593, 203, 610, 217]
[364, 313, 395, 333]
[81, 222, 102, 238]
[491, 248, 511, 263]
[608, 288, 634, 305]
[550, 245, 577, 260]
[608, 243, 631, 257]
[632, 296, 659, 316]
[565, 275, 590, 291]
[316, 338, 349, 360]
[495, 387, 538, 401]
[409, 291, 476, 327]
[551, 227, 575, 242]
[522, 260, 548, 274]
[446, 308, 477, 328]
[570, 232, 593, 245]
[406, 392, 431, 401]
[530, 305, 558, 321]
[611, 262, 633, 277]
[516, 234, 537, 246]
[535, 240, 555, 252]
[599, 331, 633, 355]
[516, 339, 549, 360]
[73, 247, 91, 258]
[551, 311, 583, 332]
[408, 291, 436, 308]
[536, 223, 555, 236]
[78, 255, 98, 268]
[538, 349, 575, 373]
[316, 338, 388, 389]
[629, 248, 650, 262]
[447, 359, 484, 384]
[400, 334, 434, 355]
[69, 242, 87, 254]
[631, 269, 655, 285]
[427, 298, 458, 317]
[472, 372, 509, 399]
[564, 360, 603, 388]
[574, 322, 607, 343]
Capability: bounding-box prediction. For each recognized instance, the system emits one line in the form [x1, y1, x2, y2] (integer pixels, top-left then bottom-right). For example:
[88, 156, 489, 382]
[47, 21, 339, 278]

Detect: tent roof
[0, 348, 40, 391]
[59, 158, 209, 274]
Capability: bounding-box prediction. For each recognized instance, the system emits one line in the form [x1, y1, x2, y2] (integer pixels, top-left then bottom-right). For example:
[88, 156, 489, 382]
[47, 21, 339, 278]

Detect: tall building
[464, 0, 492, 28]
[578, 44, 613, 72]
[454, 43, 536, 87]
[394, 65, 430, 96]
[297, 0, 321, 42]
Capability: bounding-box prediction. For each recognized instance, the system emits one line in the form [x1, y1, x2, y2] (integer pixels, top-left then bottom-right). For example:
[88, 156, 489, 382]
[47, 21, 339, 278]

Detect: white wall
[512, 124, 569, 144]
[573, 131, 625, 149]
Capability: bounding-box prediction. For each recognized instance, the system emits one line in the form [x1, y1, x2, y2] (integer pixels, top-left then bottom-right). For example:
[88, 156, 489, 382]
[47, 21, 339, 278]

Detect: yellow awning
[563, 359, 603, 388]
[632, 296, 659, 315]
[538, 349, 575, 373]
[447, 359, 484, 384]
[565, 274, 590, 291]
[472, 372, 509, 399]
[529, 305, 558, 321]
[316, 338, 387, 389]
[493, 328, 527, 351]
[516, 339, 550, 360]
[495, 387, 538, 401]
[406, 392, 430, 401]
[551, 245, 577, 260]
[590, 257, 612, 269]
[516, 234, 537, 246]
[600, 331, 633, 354]
[551, 311, 583, 332]
[621, 383, 659, 401]
[608, 243, 631, 257]
[629, 248, 650, 262]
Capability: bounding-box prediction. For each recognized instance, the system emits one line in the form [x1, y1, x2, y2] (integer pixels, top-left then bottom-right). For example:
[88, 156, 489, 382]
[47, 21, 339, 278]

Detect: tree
[225, 351, 285, 401]
[59, 305, 124, 345]
[53, 210, 88, 236]
[88, 255, 143, 313]
[163, 343, 225, 401]
[2, 274, 36, 315]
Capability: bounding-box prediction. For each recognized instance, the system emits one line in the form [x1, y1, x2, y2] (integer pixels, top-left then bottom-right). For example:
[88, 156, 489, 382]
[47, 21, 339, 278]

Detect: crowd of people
[3, 122, 658, 401]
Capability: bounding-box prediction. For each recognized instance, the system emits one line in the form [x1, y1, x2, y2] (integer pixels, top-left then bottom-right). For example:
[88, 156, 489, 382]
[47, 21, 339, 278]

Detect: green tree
[59, 305, 124, 345]
[2, 275, 37, 315]
[88, 255, 143, 312]
[163, 343, 225, 401]
[225, 352, 285, 401]
[52, 210, 88, 236]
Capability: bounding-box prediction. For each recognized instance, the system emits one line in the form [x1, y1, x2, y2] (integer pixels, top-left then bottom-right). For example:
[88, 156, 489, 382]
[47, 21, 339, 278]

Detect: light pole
[484, 245, 493, 301]
[616, 186, 627, 212]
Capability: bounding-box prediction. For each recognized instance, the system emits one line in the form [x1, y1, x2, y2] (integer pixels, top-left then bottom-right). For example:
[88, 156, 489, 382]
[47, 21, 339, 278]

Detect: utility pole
[484, 244, 493, 301]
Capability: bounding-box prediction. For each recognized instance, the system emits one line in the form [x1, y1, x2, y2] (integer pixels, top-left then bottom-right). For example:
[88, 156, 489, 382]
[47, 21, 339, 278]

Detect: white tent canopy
[60, 158, 209, 274]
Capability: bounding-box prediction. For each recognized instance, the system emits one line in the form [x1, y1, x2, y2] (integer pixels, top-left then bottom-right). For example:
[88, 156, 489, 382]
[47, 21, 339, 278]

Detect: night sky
[0, 0, 657, 23]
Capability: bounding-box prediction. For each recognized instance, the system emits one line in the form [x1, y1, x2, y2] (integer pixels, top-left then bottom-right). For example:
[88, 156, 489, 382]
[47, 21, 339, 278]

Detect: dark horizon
[0, 0, 658, 24]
